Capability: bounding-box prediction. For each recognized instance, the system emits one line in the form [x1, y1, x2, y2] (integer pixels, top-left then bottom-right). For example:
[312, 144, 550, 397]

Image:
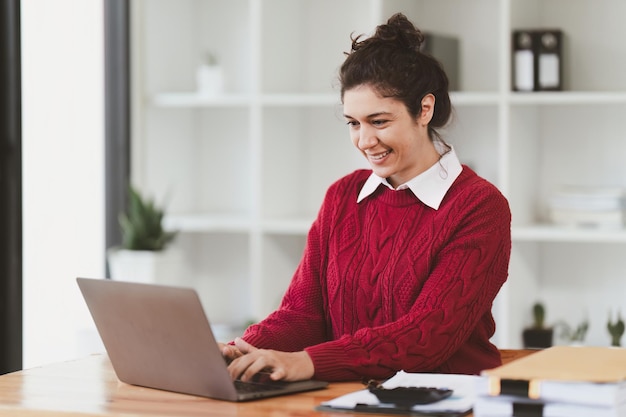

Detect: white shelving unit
[131, 0, 626, 348]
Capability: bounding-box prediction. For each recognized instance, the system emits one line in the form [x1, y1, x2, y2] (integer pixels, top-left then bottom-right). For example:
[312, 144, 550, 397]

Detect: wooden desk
[0, 350, 536, 417]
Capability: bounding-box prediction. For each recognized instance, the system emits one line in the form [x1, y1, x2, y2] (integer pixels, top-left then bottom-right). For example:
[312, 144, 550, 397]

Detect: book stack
[548, 186, 626, 229]
[474, 346, 626, 417]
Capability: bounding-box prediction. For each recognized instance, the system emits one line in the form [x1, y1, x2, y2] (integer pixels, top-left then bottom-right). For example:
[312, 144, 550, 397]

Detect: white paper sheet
[319, 371, 480, 414]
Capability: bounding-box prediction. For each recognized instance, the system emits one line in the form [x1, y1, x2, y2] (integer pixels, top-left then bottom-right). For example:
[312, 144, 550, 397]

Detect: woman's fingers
[227, 348, 315, 382]
[234, 337, 257, 354]
[218, 342, 243, 362]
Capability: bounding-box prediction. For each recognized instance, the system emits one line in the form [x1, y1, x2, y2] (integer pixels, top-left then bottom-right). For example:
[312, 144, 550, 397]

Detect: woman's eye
[346, 120, 359, 127]
[372, 119, 387, 126]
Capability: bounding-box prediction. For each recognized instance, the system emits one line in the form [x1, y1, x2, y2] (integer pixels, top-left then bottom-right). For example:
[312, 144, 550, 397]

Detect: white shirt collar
[356, 145, 463, 210]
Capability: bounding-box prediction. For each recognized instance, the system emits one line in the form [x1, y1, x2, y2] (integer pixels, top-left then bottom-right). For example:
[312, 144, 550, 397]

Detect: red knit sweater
[242, 167, 511, 381]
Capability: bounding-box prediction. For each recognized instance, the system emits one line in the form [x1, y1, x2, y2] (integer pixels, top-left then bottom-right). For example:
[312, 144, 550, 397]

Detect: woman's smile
[367, 149, 391, 162]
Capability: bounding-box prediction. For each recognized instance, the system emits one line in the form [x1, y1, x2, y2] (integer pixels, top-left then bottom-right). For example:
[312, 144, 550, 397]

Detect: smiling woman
[222, 13, 512, 384]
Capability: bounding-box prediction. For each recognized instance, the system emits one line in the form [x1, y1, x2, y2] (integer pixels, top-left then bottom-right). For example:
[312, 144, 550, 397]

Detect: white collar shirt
[356, 145, 463, 210]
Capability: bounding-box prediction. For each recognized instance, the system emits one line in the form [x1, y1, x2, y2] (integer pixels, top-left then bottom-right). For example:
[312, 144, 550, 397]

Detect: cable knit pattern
[242, 166, 511, 381]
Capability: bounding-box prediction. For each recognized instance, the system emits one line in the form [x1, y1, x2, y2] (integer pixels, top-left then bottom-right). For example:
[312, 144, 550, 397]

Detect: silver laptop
[76, 277, 328, 401]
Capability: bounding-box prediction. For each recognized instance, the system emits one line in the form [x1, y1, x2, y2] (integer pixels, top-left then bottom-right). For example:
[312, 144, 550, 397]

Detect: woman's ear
[418, 94, 435, 126]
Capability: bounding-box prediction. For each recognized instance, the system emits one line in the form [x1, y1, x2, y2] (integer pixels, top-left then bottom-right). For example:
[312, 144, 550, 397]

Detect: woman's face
[343, 84, 438, 188]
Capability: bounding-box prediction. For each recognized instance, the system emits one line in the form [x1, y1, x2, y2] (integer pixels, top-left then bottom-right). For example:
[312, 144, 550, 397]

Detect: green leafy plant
[556, 319, 589, 343]
[119, 186, 177, 251]
[607, 310, 625, 347]
[532, 302, 546, 328]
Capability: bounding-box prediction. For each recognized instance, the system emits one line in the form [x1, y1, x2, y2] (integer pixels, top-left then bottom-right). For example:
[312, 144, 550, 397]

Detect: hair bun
[375, 13, 424, 51]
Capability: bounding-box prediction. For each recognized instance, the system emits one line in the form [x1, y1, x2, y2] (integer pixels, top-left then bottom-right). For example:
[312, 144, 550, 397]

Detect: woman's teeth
[370, 151, 390, 160]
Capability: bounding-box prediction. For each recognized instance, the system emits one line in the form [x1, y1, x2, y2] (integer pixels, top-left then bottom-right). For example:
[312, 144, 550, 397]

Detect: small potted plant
[196, 51, 223, 96]
[607, 311, 625, 347]
[522, 302, 554, 348]
[107, 185, 180, 283]
[118, 185, 177, 251]
[556, 318, 589, 345]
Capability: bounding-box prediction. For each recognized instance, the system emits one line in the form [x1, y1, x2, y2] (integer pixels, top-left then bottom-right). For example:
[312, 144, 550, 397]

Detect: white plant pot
[107, 247, 185, 285]
[196, 64, 223, 96]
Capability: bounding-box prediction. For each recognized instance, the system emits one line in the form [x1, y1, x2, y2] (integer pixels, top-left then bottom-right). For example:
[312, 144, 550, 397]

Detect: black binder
[512, 29, 563, 91]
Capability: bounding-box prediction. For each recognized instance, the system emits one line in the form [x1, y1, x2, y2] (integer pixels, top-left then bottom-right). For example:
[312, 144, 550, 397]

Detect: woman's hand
[227, 337, 315, 382]
[218, 342, 244, 363]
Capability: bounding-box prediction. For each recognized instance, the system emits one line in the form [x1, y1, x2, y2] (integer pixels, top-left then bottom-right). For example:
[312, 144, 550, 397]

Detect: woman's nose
[358, 125, 377, 150]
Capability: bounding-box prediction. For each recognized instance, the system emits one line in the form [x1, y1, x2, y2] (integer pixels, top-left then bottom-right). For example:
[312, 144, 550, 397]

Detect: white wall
[21, 0, 106, 368]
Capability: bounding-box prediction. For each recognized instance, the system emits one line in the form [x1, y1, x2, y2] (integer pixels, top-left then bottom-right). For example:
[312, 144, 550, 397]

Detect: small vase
[107, 247, 185, 285]
[522, 327, 553, 349]
[196, 64, 223, 96]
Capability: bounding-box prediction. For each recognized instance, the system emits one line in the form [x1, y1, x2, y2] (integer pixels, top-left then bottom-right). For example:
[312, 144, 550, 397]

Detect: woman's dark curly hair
[339, 13, 452, 143]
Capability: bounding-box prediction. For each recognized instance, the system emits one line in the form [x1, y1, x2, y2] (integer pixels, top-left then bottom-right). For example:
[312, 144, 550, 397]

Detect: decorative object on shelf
[107, 186, 181, 284]
[548, 185, 626, 229]
[522, 302, 554, 348]
[607, 310, 625, 347]
[555, 318, 589, 345]
[196, 51, 223, 97]
[421, 32, 459, 91]
[512, 29, 563, 91]
[119, 186, 177, 251]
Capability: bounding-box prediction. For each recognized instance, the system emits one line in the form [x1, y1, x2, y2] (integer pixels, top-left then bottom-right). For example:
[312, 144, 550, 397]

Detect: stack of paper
[548, 186, 626, 229]
[317, 371, 480, 416]
[475, 346, 626, 417]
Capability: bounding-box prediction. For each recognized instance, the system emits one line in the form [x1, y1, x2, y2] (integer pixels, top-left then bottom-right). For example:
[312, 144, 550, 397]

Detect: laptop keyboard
[234, 379, 288, 393]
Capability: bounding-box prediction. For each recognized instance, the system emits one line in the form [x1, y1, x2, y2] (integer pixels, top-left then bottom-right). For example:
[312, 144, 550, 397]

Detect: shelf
[261, 217, 315, 235]
[149, 93, 251, 108]
[512, 224, 626, 243]
[151, 92, 341, 108]
[508, 91, 626, 106]
[150, 91, 507, 108]
[260, 93, 339, 107]
[164, 213, 252, 233]
[163, 213, 317, 236]
[166, 217, 626, 243]
[450, 91, 501, 106]
[150, 92, 341, 108]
